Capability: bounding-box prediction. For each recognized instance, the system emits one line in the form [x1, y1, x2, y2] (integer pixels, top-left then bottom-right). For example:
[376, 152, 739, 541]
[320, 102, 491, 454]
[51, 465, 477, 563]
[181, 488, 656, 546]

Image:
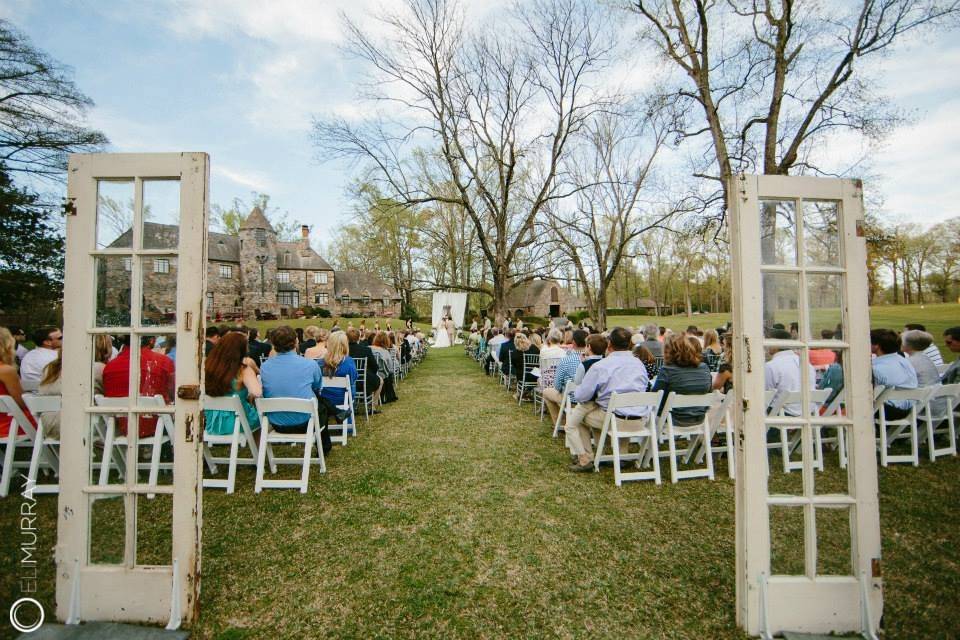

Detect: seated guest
[632, 345, 658, 382]
[713, 334, 734, 394]
[871, 329, 918, 420]
[702, 329, 722, 357]
[36, 351, 65, 438]
[818, 350, 844, 408]
[905, 323, 944, 367]
[543, 329, 587, 424]
[529, 332, 543, 350]
[809, 329, 837, 368]
[20, 326, 61, 385]
[203, 332, 261, 436]
[318, 332, 358, 421]
[304, 328, 329, 361]
[574, 334, 607, 385]
[764, 329, 816, 416]
[485, 329, 506, 373]
[902, 330, 940, 388]
[540, 329, 566, 361]
[942, 327, 960, 384]
[204, 325, 221, 356]
[499, 330, 517, 376]
[371, 331, 398, 404]
[10, 326, 28, 364]
[653, 333, 712, 426]
[260, 327, 329, 452]
[346, 327, 382, 411]
[0, 327, 37, 438]
[103, 335, 176, 437]
[510, 332, 540, 388]
[639, 324, 663, 359]
[568, 327, 651, 472]
[299, 325, 321, 355]
[247, 327, 270, 365]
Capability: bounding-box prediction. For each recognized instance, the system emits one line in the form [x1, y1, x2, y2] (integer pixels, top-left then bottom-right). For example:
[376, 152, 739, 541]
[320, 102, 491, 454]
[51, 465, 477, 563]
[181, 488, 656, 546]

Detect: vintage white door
[729, 174, 882, 637]
[57, 153, 208, 627]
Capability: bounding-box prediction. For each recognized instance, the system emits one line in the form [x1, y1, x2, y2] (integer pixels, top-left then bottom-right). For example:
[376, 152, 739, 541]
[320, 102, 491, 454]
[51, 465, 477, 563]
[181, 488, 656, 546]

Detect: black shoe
[569, 461, 594, 473]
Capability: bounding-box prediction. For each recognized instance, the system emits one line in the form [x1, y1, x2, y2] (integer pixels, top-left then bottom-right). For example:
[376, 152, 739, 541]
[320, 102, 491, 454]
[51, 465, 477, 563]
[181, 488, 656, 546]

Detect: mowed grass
[1, 348, 959, 638]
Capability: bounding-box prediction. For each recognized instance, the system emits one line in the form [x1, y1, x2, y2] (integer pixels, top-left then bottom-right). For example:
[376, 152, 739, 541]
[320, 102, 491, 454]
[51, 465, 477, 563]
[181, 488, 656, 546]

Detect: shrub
[566, 310, 591, 324]
[401, 303, 419, 321]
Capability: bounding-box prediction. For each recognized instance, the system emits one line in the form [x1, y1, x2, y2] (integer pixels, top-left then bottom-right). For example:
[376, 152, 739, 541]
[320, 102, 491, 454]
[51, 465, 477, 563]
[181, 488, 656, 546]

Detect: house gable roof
[334, 271, 399, 299]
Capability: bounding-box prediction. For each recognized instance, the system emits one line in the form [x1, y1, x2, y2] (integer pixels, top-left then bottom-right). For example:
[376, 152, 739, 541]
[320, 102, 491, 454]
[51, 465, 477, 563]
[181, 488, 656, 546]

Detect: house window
[314, 292, 329, 304]
[278, 291, 299, 307]
[206, 292, 214, 310]
[123, 257, 132, 272]
[382, 297, 390, 307]
[154, 258, 170, 274]
[255, 228, 266, 247]
[341, 295, 351, 305]
[219, 264, 232, 278]
[314, 272, 328, 285]
[361, 295, 370, 305]
[277, 271, 289, 283]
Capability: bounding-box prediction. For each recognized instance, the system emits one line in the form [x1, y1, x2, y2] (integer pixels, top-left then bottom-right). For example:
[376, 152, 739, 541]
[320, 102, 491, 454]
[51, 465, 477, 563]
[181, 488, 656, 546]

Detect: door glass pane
[760, 199, 797, 266]
[141, 256, 178, 326]
[762, 272, 800, 336]
[769, 505, 806, 575]
[88, 412, 128, 486]
[90, 334, 115, 403]
[803, 200, 841, 267]
[96, 256, 132, 327]
[88, 494, 127, 565]
[142, 180, 181, 250]
[816, 507, 853, 576]
[97, 180, 134, 250]
[808, 274, 843, 342]
[136, 494, 173, 566]
[813, 423, 850, 496]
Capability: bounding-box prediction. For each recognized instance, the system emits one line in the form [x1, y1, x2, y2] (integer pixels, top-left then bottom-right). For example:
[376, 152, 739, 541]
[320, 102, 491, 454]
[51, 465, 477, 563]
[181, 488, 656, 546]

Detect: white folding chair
[0, 395, 57, 497]
[21, 395, 61, 494]
[552, 381, 577, 439]
[592, 391, 664, 487]
[657, 392, 719, 483]
[697, 390, 737, 479]
[820, 390, 848, 469]
[322, 376, 356, 445]
[354, 359, 374, 422]
[874, 387, 935, 467]
[771, 388, 833, 473]
[93, 394, 173, 495]
[516, 353, 540, 405]
[254, 397, 326, 493]
[20, 379, 39, 393]
[202, 395, 265, 494]
[918, 384, 959, 461]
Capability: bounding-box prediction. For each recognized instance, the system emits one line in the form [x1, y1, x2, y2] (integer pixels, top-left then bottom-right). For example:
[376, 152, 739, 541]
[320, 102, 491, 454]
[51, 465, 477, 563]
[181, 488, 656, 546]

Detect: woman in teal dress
[204, 332, 261, 435]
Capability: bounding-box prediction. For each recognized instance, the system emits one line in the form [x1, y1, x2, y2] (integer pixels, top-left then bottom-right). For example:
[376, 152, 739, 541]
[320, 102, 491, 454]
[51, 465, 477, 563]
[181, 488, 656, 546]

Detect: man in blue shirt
[542, 329, 587, 424]
[871, 329, 918, 420]
[568, 327, 651, 472]
[260, 325, 324, 434]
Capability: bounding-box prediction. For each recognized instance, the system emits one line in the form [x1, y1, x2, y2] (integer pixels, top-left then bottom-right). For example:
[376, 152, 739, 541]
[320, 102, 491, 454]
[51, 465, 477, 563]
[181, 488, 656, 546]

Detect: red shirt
[0, 380, 36, 438]
[102, 347, 175, 437]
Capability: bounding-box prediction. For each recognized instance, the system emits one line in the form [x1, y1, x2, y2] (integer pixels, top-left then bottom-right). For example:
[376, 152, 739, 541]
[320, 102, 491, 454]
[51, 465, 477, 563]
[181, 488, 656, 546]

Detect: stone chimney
[299, 225, 310, 256]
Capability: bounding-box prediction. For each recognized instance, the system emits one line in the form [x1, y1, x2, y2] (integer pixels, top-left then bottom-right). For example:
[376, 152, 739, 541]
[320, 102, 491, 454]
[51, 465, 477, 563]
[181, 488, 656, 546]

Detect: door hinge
[177, 384, 201, 400]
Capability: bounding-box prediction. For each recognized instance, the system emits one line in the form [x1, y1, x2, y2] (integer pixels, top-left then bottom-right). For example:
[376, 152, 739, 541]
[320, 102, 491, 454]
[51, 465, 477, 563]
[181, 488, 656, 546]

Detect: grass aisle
[2, 346, 958, 638]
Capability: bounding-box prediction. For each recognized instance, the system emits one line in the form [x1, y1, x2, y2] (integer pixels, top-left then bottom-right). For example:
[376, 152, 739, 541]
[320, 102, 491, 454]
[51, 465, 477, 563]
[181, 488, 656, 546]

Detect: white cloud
[212, 165, 272, 192]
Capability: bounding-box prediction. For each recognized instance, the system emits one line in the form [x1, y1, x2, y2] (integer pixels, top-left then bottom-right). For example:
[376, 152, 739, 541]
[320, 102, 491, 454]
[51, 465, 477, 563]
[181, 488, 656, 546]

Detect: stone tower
[239, 205, 279, 318]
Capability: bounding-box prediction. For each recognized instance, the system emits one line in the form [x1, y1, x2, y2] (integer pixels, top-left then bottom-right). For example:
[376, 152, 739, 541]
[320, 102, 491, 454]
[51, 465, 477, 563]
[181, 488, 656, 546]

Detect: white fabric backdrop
[431, 292, 468, 329]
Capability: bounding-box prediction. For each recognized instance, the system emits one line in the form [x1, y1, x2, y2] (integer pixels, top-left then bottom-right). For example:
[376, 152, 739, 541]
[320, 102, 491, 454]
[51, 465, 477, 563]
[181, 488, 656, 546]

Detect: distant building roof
[636, 299, 659, 309]
[504, 279, 583, 308]
[239, 206, 273, 231]
[209, 232, 240, 262]
[276, 242, 333, 271]
[334, 271, 399, 299]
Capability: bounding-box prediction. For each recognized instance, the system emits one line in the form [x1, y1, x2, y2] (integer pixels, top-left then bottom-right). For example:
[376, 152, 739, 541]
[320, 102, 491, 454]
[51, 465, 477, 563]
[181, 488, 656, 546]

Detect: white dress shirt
[19, 347, 58, 384]
[764, 350, 816, 416]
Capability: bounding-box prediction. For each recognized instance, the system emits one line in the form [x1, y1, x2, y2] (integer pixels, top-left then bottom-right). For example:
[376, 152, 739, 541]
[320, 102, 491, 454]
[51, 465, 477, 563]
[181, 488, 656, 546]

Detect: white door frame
[57, 153, 209, 626]
[730, 174, 882, 637]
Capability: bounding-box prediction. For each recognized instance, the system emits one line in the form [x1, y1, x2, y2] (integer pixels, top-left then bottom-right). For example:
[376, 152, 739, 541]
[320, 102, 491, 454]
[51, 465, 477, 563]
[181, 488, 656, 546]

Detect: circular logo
[9, 597, 45, 633]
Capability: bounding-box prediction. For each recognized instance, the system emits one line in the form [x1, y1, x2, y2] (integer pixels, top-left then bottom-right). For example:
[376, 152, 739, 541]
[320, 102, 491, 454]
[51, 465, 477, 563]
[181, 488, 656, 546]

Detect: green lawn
[1, 348, 958, 638]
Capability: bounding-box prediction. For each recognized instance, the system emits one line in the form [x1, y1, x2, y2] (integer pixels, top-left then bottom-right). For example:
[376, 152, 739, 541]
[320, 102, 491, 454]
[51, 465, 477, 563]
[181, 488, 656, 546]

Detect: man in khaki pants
[568, 327, 651, 472]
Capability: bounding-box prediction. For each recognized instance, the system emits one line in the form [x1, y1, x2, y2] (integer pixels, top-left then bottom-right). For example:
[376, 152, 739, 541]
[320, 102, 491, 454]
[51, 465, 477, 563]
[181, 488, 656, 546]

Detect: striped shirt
[553, 350, 583, 392]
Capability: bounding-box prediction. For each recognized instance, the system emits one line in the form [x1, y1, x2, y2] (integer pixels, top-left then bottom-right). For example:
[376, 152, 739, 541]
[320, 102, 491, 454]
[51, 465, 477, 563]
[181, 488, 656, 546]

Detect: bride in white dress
[433, 317, 451, 348]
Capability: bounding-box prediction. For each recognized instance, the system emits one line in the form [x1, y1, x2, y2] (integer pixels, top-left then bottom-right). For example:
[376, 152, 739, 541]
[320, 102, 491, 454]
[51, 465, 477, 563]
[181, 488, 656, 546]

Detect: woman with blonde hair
[0, 327, 37, 438]
[318, 331, 357, 417]
[510, 332, 540, 388]
[304, 328, 329, 361]
[702, 329, 722, 355]
[653, 332, 712, 425]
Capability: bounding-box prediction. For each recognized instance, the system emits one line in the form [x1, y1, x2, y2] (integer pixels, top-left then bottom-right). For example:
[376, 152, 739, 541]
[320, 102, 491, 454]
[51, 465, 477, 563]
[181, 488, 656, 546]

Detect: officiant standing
[444, 317, 456, 346]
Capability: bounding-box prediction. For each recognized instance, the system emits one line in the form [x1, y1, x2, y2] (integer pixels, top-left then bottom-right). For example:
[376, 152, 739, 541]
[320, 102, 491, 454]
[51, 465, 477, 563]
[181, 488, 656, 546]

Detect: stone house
[502, 279, 587, 318]
[100, 206, 402, 321]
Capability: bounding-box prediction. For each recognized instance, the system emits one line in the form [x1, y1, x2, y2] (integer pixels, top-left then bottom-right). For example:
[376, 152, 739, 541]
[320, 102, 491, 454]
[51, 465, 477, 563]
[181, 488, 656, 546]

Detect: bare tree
[0, 20, 107, 179]
[542, 98, 679, 329]
[313, 0, 614, 320]
[628, 0, 959, 220]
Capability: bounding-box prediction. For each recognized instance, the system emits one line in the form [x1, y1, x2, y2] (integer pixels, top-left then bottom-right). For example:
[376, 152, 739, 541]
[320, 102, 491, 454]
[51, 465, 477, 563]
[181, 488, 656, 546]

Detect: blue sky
[5, 0, 959, 249]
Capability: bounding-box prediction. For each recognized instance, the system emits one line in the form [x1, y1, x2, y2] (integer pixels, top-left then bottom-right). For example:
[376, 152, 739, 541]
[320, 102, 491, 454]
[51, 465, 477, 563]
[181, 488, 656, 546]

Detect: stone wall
[333, 298, 402, 317]
[207, 261, 243, 318]
[239, 233, 279, 318]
